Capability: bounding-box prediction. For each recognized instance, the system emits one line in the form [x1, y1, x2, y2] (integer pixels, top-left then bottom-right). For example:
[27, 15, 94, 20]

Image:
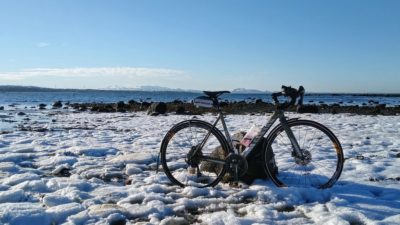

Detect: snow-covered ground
[0, 111, 399, 225]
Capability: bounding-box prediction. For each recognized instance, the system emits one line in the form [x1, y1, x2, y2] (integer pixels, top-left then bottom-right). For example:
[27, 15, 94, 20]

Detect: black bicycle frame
[195, 108, 304, 165]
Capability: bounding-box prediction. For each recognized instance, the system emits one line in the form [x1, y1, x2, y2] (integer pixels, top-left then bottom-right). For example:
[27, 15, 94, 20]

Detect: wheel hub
[186, 145, 203, 167]
[294, 150, 312, 166]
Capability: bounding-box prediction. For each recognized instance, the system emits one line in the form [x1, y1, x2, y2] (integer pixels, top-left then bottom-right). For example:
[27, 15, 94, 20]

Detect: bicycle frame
[196, 108, 304, 164]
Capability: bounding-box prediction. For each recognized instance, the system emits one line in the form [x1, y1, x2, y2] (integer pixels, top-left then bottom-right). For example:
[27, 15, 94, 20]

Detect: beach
[0, 109, 399, 224]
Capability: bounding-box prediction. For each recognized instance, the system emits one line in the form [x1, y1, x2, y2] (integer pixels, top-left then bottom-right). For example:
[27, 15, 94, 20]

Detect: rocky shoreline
[30, 100, 400, 115]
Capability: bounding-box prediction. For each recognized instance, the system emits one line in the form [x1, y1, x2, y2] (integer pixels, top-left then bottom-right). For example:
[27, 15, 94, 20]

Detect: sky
[0, 0, 399, 93]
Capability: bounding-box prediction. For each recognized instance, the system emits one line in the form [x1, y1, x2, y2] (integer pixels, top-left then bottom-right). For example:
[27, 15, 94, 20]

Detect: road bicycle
[159, 86, 344, 189]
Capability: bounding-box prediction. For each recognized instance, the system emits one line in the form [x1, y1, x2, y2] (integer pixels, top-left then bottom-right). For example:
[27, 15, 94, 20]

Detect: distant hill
[0, 85, 61, 92]
[231, 88, 270, 94]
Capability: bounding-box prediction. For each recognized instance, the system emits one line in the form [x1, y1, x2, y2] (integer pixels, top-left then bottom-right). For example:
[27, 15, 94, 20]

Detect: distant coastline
[0, 85, 399, 97]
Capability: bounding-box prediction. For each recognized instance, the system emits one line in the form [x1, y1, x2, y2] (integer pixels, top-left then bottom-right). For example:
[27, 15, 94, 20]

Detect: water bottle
[240, 125, 261, 147]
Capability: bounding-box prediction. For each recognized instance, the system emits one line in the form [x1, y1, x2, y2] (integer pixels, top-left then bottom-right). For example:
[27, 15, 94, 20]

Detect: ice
[87, 204, 129, 218]
[46, 202, 85, 224]
[2, 173, 41, 186]
[0, 203, 52, 225]
[0, 189, 26, 203]
[43, 195, 74, 207]
[0, 112, 399, 224]
[109, 152, 156, 165]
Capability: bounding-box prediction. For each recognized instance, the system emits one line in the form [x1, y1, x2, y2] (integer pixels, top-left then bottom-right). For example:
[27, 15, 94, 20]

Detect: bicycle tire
[160, 120, 230, 188]
[264, 120, 344, 189]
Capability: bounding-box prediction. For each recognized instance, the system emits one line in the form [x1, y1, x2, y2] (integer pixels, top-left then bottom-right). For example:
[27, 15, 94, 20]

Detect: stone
[147, 102, 167, 116]
[176, 106, 185, 115]
[53, 101, 63, 108]
[39, 104, 47, 110]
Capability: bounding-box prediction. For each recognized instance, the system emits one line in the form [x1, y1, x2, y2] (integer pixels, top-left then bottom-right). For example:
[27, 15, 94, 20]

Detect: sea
[0, 90, 400, 108]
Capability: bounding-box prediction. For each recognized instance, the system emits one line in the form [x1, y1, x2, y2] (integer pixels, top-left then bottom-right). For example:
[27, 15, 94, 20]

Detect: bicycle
[159, 85, 344, 189]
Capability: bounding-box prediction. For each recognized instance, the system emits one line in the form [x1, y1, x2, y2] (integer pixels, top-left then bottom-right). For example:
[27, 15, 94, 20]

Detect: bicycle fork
[279, 116, 304, 159]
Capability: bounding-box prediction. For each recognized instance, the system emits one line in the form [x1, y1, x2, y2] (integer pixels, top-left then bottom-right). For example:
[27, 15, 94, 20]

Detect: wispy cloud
[36, 42, 50, 48]
[0, 67, 186, 81]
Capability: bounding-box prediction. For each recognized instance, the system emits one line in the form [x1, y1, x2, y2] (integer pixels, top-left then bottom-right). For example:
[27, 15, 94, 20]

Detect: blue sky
[0, 0, 399, 93]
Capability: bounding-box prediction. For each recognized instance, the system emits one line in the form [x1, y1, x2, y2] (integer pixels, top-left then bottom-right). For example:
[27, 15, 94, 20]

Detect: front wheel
[160, 120, 230, 188]
[264, 120, 344, 189]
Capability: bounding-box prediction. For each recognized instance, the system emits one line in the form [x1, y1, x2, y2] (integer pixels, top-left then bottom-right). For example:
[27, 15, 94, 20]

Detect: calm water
[0, 90, 399, 107]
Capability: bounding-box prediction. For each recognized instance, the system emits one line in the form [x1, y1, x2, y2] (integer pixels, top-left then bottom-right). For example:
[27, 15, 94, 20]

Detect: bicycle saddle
[203, 91, 231, 99]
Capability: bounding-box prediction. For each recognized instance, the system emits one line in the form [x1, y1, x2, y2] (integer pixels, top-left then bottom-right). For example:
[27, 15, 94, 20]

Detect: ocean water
[0, 90, 399, 107]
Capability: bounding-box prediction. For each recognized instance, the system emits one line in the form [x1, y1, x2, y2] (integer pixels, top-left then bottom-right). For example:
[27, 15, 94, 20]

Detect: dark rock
[116, 101, 125, 109]
[117, 108, 126, 113]
[219, 102, 229, 107]
[297, 105, 319, 113]
[201, 132, 277, 185]
[377, 104, 386, 109]
[141, 102, 151, 108]
[79, 105, 87, 111]
[176, 106, 186, 115]
[255, 99, 263, 104]
[17, 112, 26, 116]
[0, 106, 4, 110]
[53, 101, 63, 108]
[396, 153, 400, 158]
[39, 104, 47, 110]
[173, 99, 184, 104]
[147, 102, 167, 116]
[128, 100, 137, 105]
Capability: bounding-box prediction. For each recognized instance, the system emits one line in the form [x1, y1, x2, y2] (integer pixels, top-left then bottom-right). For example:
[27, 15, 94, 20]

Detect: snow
[0, 111, 399, 224]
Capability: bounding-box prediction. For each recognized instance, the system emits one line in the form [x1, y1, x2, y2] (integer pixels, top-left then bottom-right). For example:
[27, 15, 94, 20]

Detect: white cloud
[0, 67, 186, 81]
[36, 42, 50, 48]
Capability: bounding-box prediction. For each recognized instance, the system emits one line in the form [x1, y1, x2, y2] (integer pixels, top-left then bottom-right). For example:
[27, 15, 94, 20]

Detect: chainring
[225, 153, 248, 177]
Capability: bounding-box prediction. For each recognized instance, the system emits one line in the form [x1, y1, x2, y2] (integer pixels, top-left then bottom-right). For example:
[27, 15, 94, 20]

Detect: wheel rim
[269, 122, 343, 188]
[162, 122, 227, 187]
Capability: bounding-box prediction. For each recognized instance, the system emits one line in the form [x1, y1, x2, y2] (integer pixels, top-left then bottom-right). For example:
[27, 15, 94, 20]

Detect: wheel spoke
[268, 121, 343, 189]
[161, 121, 228, 188]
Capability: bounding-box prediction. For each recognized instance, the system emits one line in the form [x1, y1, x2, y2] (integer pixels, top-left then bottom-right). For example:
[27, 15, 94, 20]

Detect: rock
[176, 106, 186, 115]
[108, 213, 127, 225]
[147, 102, 167, 116]
[297, 105, 319, 113]
[17, 112, 26, 116]
[39, 104, 47, 110]
[141, 101, 151, 109]
[219, 102, 229, 107]
[0, 106, 4, 110]
[79, 105, 87, 111]
[201, 132, 277, 184]
[51, 165, 71, 177]
[53, 101, 63, 108]
[173, 99, 184, 104]
[255, 99, 263, 104]
[128, 100, 137, 105]
[116, 101, 125, 109]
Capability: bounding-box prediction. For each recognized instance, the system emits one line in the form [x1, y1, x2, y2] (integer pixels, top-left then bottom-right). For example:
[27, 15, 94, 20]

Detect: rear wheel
[160, 120, 229, 188]
[264, 120, 344, 189]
